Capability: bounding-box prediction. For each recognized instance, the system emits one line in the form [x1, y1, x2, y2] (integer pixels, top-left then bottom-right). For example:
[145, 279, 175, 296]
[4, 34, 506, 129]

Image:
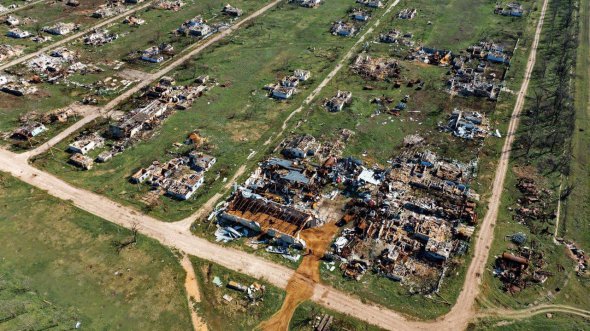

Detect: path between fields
[180, 254, 208, 331]
[0, 0, 154, 71]
[0, 0, 556, 328]
[23, 0, 282, 158]
[478, 304, 590, 320]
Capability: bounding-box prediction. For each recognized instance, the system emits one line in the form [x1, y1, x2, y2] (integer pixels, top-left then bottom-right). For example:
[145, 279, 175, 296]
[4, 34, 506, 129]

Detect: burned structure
[327, 150, 479, 292]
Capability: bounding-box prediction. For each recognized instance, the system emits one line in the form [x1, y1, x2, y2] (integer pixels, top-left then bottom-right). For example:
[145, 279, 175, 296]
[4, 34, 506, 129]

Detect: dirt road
[0, 1, 154, 71]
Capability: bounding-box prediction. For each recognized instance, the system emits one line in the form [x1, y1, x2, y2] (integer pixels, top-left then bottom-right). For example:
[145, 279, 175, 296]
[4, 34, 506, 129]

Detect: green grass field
[0, 171, 192, 330]
[471, 313, 590, 330]
[290, 301, 385, 331]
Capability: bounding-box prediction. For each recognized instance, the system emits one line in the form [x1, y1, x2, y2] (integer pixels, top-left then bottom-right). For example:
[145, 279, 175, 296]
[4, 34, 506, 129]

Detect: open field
[471, 313, 590, 330]
[0, 171, 192, 330]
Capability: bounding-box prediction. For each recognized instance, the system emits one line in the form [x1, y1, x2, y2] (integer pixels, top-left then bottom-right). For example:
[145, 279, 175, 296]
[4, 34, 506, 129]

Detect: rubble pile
[0, 74, 37, 96]
[439, 108, 498, 140]
[177, 15, 212, 37]
[356, 0, 383, 8]
[83, 29, 118, 46]
[324, 90, 352, 112]
[140, 43, 173, 63]
[379, 29, 414, 46]
[92, 3, 127, 18]
[290, 0, 322, 8]
[221, 4, 242, 17]
[146, 76, 211, 109]
[397, 8, 416, 19]
[331, 21, 357, 37]
[513, 177, 554, 226]
[0, 44, 23, 62]
[130, 150, 215, 200]
[495, 2, 524, 17]
[152, 0, 184, 11]
[18, 107, 79, 125]
[493, 249, 552, 294]
[351, 54, 401, 81]
[328, 150, 479, 292]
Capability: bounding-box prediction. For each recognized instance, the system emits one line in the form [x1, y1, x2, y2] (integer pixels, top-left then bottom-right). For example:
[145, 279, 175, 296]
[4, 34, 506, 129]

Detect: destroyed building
[108, 100, 168, 139]
[83, 29, 118, 46]
[495, 2, 524, 17]
[291, 0, 322, 8]
[356, 0, 383, 8]
[397, 8, 416, 19]
[69, 153, 94, 170]
[331, 21, 356, 37]
[222, 4, 242, 17]
[7, 28, 31, 39]
[141, 44, 173, 63]
[68, 132, 105, 154]
[351, 54, 401, 81]
[264, 69, 310, 100]
[123, 15, 145, 25]
[327, 150, 478, 291]
[440, 108, 495, 140]
[152, 0, 184, 10]
[92, 4, 127, 18]
[177, 15, 212, 37]
[324, 90, 352, 112]
[350, 8, 371, 21]
[0, 44, 23, 62]
[379, 29, 413, 46]
[12, 122, 47, 139]
[131, 154, 212, 200]
[146, 76, 210, 109]
[43, 22, 77, 35]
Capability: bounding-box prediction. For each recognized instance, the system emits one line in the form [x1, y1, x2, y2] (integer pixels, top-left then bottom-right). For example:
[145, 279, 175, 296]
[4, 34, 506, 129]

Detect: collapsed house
[146, 76, 210, 109]
[69, 153, 94, 170]
[356, 0, 383, 8]
[397, 8, 416, 19]
[379, 29, 414, 46]
[68, 132, 105, 154]
[350, 8, 371, 22]
[109, 100, 168, 139]
[0, 44, 23, 62]
[410, 47, 452, 66]
[291, 0, 322, 8]
[493, 249, 552, 294]
[83, 29, 118, 46]
[141, 44, 173, 63]
[264, 69, 311, 99]
[131, 152, 214, 200]
[495, 2, 524, 17]
[6, 28, 30, 39]
[92, 4, 127, 18]
[327, 150, 478, 291]
[123, 15, 145, 25]
[11, 122, 47, 140]
[324, 90, 352, 112]
[43, 22, 77, 35]
[331, 21, 356, 37]
[222, 4, 242, 17]
[444, 41, 511, 100]
[152, 0, 184, 10]
[351, 54, 401, 81]
[440, 108, 496, 140]
[177, 15, 212, 37]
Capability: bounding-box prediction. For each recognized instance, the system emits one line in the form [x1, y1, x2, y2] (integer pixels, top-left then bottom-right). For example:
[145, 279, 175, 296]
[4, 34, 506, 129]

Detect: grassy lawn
[289, 300, 385, 331]
[0, 171, 192, 330]
[189, 255, 285, 330]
